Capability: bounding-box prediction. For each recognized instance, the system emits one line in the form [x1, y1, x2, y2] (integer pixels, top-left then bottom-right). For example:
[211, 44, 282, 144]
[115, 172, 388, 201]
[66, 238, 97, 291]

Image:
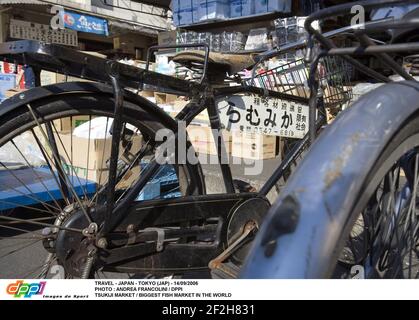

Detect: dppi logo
[6, 280, 46, 298]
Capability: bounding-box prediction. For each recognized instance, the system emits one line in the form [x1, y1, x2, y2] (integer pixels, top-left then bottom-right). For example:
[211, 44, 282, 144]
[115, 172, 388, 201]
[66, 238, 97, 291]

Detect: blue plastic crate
[137, 164, 180, 201]
[0, 167, 96, 211]
[0, 163, 181, 211]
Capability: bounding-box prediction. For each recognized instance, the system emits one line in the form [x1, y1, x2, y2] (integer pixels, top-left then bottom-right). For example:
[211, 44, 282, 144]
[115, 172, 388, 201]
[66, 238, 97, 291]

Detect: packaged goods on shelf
[177, 31, 245, 52]
[254, 0, 291, 14]
[273, 16, 308, 61]
[198, 0, 230, 22]
[220, 31, 247, 52]
[230, 0, 254, 18]
[211, 33, 222, 52]
[245, 28, 271, 51]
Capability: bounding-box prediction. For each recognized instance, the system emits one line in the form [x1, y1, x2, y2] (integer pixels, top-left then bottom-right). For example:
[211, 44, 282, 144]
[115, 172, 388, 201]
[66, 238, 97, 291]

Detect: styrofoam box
[173, 0, 208, 25]
[255, 0, 291, 14]
[173, 8, 193, 26]
[230, 0, 254, 18]
[199, 0, 230, 21]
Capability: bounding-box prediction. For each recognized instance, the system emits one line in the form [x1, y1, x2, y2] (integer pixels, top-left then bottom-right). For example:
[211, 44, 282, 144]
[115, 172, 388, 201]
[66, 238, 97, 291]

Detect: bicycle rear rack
[0, 40, 199, 97]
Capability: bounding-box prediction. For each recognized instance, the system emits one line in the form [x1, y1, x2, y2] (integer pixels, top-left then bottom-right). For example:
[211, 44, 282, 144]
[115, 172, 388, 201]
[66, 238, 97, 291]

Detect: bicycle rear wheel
[334, 115, 419, 278]
[0, 89, 204, 279]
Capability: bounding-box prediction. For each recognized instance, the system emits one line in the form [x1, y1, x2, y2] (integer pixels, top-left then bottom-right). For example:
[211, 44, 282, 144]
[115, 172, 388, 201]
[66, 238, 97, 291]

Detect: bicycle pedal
[210, 262, 240, 279]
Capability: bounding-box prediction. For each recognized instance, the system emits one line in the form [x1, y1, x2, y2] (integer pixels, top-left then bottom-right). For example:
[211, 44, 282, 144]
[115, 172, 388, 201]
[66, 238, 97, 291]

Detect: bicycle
[242, 0, 419, 279]
[0, 13, 352, 279]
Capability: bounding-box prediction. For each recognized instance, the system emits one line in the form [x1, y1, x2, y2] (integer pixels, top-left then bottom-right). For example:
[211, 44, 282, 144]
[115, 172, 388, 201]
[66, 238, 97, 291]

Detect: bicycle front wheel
[0, 86, 204, 279]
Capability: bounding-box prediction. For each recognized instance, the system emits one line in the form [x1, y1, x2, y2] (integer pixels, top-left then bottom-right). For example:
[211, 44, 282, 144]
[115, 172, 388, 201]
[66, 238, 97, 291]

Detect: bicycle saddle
[172, 50, 257, 75]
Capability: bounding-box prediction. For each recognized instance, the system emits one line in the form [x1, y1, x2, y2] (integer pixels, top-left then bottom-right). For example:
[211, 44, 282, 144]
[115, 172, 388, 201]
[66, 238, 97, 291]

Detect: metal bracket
[144, 228, 165, 252]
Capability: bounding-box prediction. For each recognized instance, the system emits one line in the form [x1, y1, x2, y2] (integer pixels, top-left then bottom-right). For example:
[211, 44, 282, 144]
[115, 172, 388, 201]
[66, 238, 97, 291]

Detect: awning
[131, 0, 171, 9]
[108, 20, 159, 38]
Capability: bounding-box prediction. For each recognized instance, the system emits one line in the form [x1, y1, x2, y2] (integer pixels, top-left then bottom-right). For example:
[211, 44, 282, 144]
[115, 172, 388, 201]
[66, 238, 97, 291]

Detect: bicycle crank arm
[208, 221, 257, 270]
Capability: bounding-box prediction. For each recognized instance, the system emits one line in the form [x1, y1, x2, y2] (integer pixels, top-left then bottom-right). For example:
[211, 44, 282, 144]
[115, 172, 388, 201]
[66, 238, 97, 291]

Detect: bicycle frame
[1, 4, 412, 239]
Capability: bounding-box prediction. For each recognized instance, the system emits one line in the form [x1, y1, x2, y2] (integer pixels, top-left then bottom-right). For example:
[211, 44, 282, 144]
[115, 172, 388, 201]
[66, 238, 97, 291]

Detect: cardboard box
[139, 90, 155, 98]
[154, 92, 178, 105]
[187, 125, 231, 155]
[55, 132, 142, 186]
[232, 131, 278, 160]
[173, 99, 189, 112]
[166, 94, 178, 105]
[154, 92, 167, 105]
[53, 116, 91, 133]
[41, 70, 91, 86]
[158, 31, 179, 47]
[4, 88, 26, 98]
[173, 99, 210, 124]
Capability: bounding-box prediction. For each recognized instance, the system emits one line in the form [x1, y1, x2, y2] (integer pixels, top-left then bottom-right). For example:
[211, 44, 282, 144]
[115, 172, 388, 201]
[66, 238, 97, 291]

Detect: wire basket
[247, 56, 353, 108]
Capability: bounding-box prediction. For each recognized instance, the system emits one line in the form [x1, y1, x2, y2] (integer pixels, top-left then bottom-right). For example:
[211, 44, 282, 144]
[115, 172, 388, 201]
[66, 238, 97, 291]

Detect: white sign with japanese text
[217, 95, 309, 139]
[10, 19, 78, 47]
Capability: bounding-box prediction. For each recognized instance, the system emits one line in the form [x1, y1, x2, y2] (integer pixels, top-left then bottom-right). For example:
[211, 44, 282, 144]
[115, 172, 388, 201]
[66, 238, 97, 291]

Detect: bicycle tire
[0, 86, 205, 279]
[241, 81, 419, 278]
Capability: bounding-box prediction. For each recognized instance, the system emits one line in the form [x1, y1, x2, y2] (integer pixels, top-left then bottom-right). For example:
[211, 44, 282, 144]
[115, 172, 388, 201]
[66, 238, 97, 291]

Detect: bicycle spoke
[0, 223, 45, 237]
[96, 117, 110, 197]
[5, 139, 64, 212]
[0, 162, 60, 215]
[26, 104, 92, 224]
[0, 238, 42, 260]
[0, 215, 81, 233]
[50, 121, 90, 201]
[86, 115, 92, 198]
[30, 129, 71, 207]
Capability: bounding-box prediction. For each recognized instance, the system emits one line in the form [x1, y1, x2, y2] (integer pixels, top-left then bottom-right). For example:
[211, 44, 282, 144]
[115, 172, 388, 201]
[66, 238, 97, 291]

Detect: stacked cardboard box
[154, 92, 178, 106]
[53, 116, 90, 133]
[187, 124, 231, 155]
[54, 118, 142, 187]
[232, 131, 279, 160]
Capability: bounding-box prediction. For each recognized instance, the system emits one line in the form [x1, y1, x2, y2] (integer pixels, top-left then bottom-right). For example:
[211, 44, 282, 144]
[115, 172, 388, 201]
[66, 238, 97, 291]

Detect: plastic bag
[0, 132, 46, 167]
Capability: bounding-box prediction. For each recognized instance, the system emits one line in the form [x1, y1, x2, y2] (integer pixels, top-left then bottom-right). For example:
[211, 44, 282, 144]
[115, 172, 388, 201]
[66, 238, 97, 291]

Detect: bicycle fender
[0, 81, 178, 131]
[241, 81, 419, 279]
